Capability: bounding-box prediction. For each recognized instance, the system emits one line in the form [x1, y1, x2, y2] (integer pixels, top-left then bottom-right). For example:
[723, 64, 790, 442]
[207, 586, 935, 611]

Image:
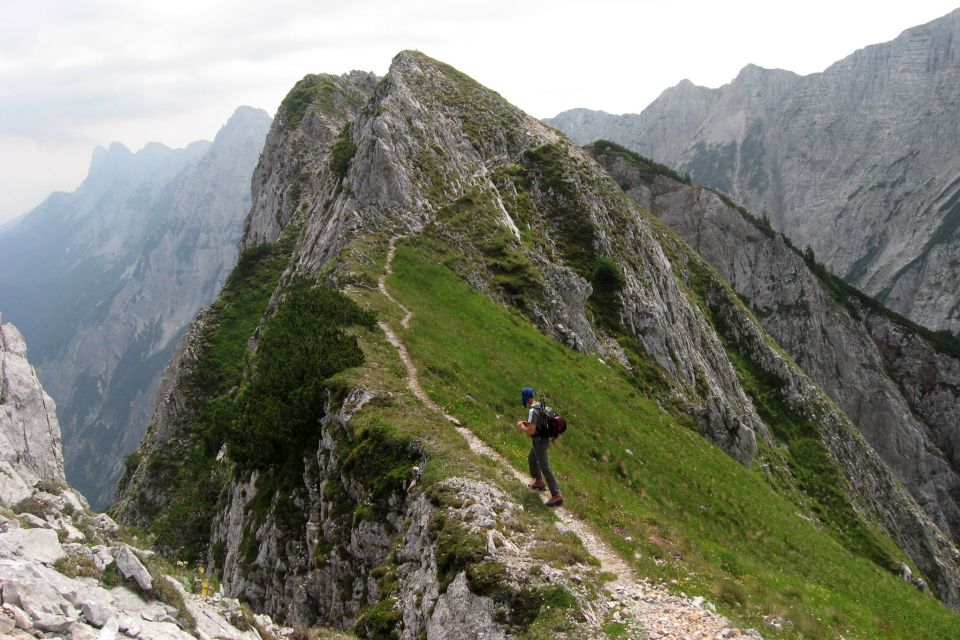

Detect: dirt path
[377, 236, 762, 640]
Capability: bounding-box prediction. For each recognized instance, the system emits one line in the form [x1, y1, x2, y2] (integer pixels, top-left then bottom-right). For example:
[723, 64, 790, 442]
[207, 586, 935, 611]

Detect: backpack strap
[537, 394, 547, 437]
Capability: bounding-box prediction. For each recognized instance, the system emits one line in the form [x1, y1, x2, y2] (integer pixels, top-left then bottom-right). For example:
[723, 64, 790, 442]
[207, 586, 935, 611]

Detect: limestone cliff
[0, 317, 65, 505]
[547, 8, 960, 335]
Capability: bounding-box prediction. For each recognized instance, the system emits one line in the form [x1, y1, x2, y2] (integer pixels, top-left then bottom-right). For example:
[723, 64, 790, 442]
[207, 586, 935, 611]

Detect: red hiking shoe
[528, 479, 546, 491]
[545, 492, 564, 507]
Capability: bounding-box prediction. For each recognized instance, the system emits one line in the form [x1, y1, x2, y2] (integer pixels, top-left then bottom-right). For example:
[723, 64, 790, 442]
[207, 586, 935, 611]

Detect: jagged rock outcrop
[0, 317, 65, 505]
[117, 50, 960, 635]
[0, 107, 272, 508]
[242, 72, 378, 250]
[547, 8, 960, 334]
[207, 387, 522, 637]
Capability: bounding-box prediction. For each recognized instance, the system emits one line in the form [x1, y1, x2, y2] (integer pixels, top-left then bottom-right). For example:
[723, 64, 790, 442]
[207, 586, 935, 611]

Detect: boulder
[114, 544, 152, 591]
[2, 602, 32, 629]
[81, 601, 113, 628]
[67, 621, 101, 640]
[93, 513, 120, 535]
[0, 527, 64, 564]
[32, 610, 76, 634]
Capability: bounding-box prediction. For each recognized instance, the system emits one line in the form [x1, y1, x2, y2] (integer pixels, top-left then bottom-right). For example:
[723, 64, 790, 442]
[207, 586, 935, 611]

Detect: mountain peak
[211, 105, 272, 150]
[88, 141, 132, 175]
[731, 63, 799, 86]
[225, 104, 272, 127]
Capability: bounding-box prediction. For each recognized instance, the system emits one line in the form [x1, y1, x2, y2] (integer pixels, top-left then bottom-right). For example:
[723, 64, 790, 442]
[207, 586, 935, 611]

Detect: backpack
[537, 399, 568, 438]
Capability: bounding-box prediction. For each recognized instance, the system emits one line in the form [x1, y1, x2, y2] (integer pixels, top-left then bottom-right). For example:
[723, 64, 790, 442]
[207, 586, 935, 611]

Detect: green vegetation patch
[145, 234, 295, 561]
[660, 232, 903, 572]
[353, 597, 401, 639]
[148, 446, 228, 562]
[431, 510, 486, 592]
[53, 552, 101, 580]
[329, 123, 357, 183]
[188, 236, 296, 400]
[225, 278, 375, 469]
[521, 143, 597, 277]
[12, 495, 52, 519]
[384, 238, 960, 639]
[354, 558, 401, 639]
[585, 140, 691, 187]
[432, 187, 542, 304]
[725, 345, 900, 570]
[588, 255, 626, 329]
[342, 423, 421, 508]
[278, 74, 362, 131]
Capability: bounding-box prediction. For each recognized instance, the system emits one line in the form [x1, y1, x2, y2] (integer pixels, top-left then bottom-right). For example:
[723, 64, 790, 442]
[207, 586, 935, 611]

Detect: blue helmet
[521, 387, 535, 407]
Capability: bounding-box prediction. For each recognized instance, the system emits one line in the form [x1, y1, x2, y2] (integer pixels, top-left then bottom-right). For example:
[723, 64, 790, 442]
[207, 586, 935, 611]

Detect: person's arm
[515, 420, 537, 436]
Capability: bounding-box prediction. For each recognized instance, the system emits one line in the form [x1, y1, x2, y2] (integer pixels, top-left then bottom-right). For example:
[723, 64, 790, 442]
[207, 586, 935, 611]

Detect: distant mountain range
[546, 8, 960, 336]
[0, 106, 271, 507]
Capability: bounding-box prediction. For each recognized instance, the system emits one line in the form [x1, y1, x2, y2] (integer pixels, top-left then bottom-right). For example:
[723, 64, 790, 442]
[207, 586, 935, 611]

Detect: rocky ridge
[591, 143, 960, 605]
[116, 50, 960, 637]
[0, 106, 272, 508]
[546, 8, 960, 334]
[114, 52, 774, 636]
[590, 143, 960, 548]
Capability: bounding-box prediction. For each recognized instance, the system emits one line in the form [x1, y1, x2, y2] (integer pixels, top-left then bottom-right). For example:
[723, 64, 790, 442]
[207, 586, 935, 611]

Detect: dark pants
[528, 436, 560, 494]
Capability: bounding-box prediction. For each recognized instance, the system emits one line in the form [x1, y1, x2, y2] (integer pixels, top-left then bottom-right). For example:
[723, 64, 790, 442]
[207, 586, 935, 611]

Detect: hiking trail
[377, 236, 763, 640]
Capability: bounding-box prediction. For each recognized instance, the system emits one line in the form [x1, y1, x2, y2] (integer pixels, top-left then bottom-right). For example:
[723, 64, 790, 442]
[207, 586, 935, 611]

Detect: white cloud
[1, 0, 958, 222]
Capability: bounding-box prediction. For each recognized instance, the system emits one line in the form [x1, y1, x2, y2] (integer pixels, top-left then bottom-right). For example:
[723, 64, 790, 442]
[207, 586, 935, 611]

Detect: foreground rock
[0, 318, 296, 639]
[0, 497, 294, 640]
[0, 318, 66, 506]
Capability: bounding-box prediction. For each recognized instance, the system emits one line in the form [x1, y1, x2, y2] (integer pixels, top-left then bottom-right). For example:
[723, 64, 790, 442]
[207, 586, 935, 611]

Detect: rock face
[546, 8, 960, 334]
[207, 389, 524, 637]
[586, 144, 960, 606]
[0, 317, 65, 506]
[0, 106, 272, 508]
[592, 145, 960, 549]
[115, 50, 960, 632]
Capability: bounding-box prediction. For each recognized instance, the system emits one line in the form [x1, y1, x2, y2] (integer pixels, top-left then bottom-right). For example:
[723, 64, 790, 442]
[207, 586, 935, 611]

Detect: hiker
[516, 387, 563, 507]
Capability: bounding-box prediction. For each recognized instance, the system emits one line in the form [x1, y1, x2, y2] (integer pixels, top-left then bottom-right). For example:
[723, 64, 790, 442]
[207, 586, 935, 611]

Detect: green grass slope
[384, 236, 960, 639]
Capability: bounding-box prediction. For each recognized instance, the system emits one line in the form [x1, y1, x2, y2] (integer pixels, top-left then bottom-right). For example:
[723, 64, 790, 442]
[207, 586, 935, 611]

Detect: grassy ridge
[385, 238, 960, 639]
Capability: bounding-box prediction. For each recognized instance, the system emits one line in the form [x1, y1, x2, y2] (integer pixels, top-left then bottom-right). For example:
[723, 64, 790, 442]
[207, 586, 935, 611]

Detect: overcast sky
[1, 0, 958, 223]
